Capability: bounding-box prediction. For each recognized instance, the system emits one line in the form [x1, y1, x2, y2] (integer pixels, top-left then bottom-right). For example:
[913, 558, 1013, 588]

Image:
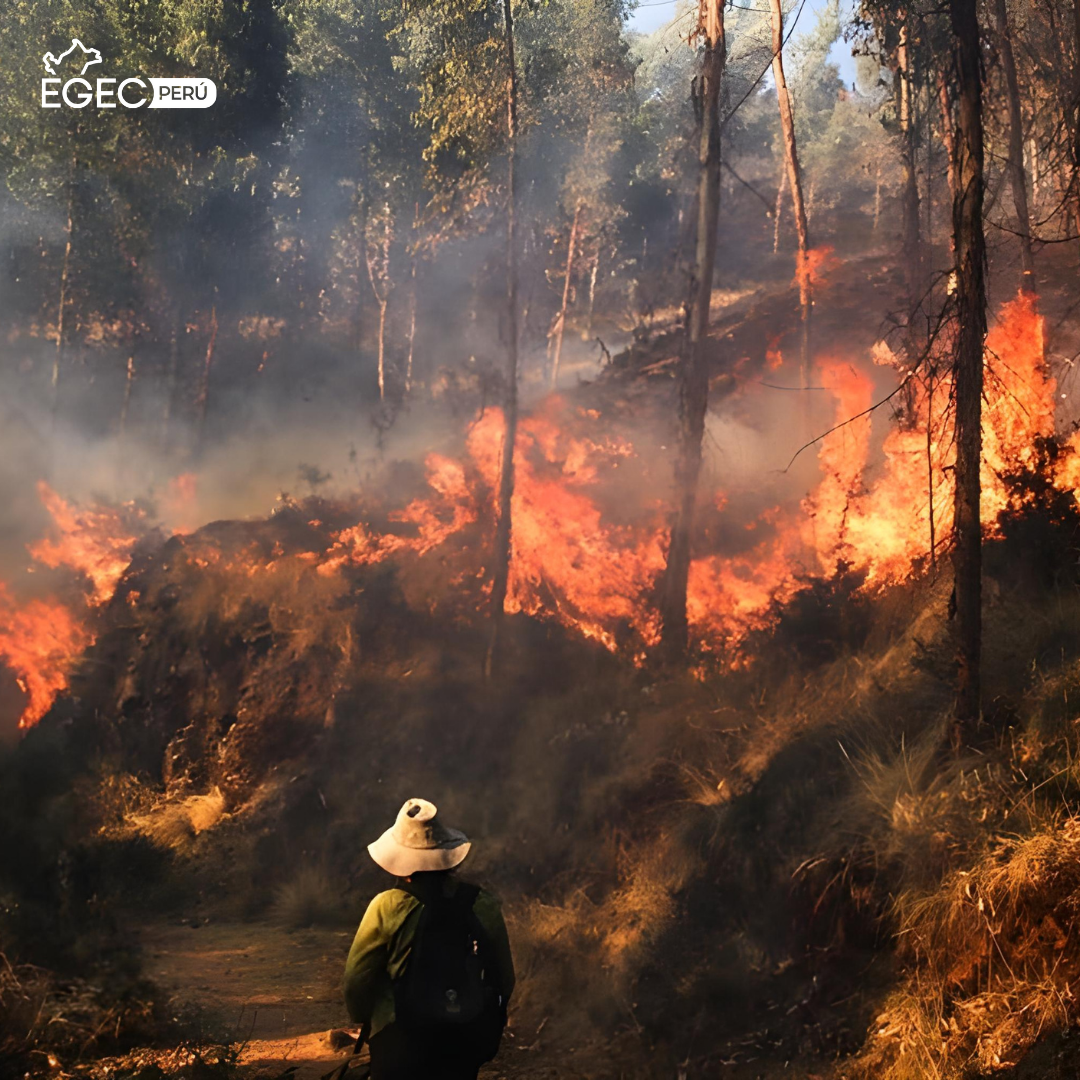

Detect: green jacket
[343, 877, 515, 1038]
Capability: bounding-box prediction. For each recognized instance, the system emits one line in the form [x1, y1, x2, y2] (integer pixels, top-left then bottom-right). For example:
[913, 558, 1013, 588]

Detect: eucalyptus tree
[514, 0, 636, 388]
[767, 0, 812, 391]
[0, 0, 291, 448]
[947, 0, 987, 736]
[658, 0, 727, 659]
[288, 0, 425, 405]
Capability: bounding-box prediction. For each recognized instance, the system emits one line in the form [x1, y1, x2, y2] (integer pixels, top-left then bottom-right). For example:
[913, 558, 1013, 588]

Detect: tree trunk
[162, 303, 182, 449]
[926, 366, 936, 570]
[376, 297, 388, 401]
[994, 0, 1035, 291]
[405, 256, 418, 395]
[196, 304, 219, 452]
[1072, 0, 1080, 253]
[1027, 136, 1040, 207]
[550, 201, 583, 390]
[486, 0, 521, 677]
[949, 0, 988, 737]
[363, 214, 392, 404]
[773, 165, 787, 253]
[937, 69, 958, 208]
[51, 179, 74, 429]
[924, 86, 935, 249]
[119, 353, 135, 438]
[898, 11, 922, 353]
[657, 0, 726, 659]
[586, 254, 599, 337]
[873, 162, 882, 233]
[768, 0, 812, 389]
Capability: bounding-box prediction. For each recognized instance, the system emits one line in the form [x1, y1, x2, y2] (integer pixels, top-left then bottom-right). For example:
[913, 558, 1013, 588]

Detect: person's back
[343, 799, 514, 1080]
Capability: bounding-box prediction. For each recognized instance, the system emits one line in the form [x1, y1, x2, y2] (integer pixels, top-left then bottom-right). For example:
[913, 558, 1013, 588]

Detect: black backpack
[394, 882, 505, 1059]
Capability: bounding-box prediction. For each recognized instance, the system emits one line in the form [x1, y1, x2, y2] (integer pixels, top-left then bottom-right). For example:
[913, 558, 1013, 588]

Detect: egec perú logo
[41, 39, 217, 110]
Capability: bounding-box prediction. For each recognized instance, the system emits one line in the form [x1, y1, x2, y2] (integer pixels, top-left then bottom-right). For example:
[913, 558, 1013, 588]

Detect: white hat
[367, 798, 472, 876]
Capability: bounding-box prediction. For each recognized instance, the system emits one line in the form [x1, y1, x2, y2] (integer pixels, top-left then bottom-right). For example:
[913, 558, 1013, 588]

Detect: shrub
[270, 864, 344, 929]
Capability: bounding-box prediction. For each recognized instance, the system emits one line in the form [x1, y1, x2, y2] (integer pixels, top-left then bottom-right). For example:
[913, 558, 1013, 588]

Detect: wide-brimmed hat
[367, 798, 471, 876]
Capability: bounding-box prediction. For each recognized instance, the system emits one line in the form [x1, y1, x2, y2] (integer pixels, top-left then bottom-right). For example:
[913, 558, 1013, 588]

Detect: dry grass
[0, 953, 159, 1072]
[128, 789, 229, 851]
[851, 756, 1080, 1077]
[270, 864, 344, 929]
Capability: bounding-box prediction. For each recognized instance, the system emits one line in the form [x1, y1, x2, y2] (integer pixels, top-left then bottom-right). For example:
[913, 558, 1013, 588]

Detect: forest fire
[0, 295, 1062, 731]
[317, 290, 1055, 651]
[6, 0, 1080, 1076]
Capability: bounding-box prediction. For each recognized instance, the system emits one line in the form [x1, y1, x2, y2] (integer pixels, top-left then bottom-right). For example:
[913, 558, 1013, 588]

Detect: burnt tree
[658, 0, 726, 658]
[948, 0, 988, 735]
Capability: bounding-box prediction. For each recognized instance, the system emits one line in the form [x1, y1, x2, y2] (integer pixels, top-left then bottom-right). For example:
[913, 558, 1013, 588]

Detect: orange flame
[0, 583, 92, 730]
[320, 454, 478, 575]
[29, 482, 140, 605]
[794, 245, 841, 294]
[466, 408, 665, 648]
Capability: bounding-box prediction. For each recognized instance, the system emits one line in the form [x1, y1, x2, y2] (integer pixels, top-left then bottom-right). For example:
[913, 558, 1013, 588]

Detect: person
[343, 798, 515, 1080]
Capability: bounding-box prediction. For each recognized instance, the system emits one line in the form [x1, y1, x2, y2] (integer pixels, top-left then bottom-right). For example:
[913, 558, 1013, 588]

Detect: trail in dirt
[141, 920, 353, 1077]
[139, 921, 563, 1080]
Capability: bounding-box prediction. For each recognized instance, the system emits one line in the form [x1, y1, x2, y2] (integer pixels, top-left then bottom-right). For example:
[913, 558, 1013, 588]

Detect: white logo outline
[42, 39, 102, 77]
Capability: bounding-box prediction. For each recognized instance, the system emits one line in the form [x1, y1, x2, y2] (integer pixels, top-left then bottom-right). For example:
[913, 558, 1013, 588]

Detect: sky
[627, 0, 860, 85]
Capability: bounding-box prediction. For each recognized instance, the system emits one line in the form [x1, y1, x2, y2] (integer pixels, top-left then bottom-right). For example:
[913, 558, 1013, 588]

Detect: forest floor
[140, 920, 350, 1078]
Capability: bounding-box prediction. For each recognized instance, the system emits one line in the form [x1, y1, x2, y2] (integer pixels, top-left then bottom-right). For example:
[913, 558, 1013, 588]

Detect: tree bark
[51, 177, 74, 429]
[550, 201, 583, 390]
[937, 70, 958, 213]
[949, 0, 988, 737]
[1072, 0, 1080, 251]
[994, 0, 1035, 291]
[363, 213, 392, 403]
[768, 0, 812, 389]
[486, 0, 521, 677]
[898, 11, 922, 353]
[375, 296, 388, 400]
[773, 165, 787, 253]
[658, 0, 726, 659]
[405, 256, 418, 395]
[586, 253, 599, 338]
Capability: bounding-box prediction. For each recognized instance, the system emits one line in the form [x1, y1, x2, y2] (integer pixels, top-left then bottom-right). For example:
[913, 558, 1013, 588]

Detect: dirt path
[138, 921, 564, 1080]
[141, 920, 355, 1077]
